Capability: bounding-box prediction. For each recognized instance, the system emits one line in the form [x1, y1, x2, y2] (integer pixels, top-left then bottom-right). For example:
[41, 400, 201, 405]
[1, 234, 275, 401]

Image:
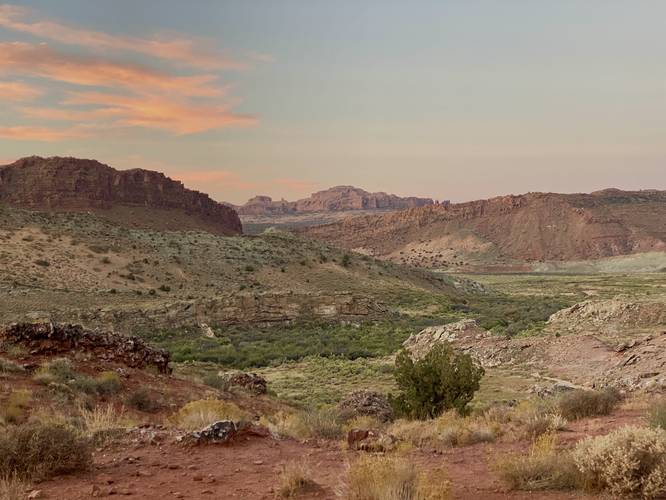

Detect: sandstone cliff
[301, 189, 666, 265]
[0, 156, 242, 235]
[236, 185, 433, 215]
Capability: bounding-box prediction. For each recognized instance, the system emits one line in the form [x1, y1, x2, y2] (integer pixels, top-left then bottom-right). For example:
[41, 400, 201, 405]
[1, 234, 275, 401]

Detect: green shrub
[557, 389, 620, 421]
[33, 358, 75, 385]
[390, 344, 484, 419]
[341, 254, 351, 268]
[0, 421, 91, 480]
[573, 426, 666, 498]
[125, 389, 160, 413]
[202, 374, 229, 391]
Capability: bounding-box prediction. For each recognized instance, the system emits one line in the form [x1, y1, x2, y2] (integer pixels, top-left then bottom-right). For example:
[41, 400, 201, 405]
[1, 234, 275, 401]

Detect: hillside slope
[301, 189, 666, 270]
[0, 156, 242, 235]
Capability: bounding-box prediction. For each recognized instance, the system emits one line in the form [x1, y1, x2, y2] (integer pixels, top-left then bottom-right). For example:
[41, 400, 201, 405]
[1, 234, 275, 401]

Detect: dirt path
[38, 410, 642, 500]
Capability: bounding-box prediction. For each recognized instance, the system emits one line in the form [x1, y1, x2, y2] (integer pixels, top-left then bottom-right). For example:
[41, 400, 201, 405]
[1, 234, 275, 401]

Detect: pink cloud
[0, 125, 90, 141]
[0, 4, 247, 70]
[169, 170, 259, 191]
[0, 42, 223, 97]
[0, 80, 41, 101]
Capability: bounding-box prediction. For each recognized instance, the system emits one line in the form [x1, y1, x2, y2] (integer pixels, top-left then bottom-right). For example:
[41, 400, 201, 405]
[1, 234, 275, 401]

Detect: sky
[0, 1, 665, 205]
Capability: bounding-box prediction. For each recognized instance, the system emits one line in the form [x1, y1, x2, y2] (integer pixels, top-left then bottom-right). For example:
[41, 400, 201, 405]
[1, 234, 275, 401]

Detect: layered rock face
[0, 156, 242, 235]
[302, 190, 666, 263]
[236, 185, 433, 215]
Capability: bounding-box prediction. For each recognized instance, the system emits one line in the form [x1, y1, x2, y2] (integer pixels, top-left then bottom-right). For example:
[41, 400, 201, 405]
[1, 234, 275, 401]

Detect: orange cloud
[60, 91, 256, 134]
[0, 4, 245, 70]
[0, 42, 223, 97]
[0, 80, 41, 101]
[0, 125, 90, 141]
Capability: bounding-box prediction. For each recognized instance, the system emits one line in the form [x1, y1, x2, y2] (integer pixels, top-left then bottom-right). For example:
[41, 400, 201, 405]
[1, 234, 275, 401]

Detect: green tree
[390, 343, 484, 419]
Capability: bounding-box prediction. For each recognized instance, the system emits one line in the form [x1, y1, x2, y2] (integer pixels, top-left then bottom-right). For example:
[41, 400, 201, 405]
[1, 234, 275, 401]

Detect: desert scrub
[93, 371, 123, 395]
[277, 460, 319, 498]
[0, 358, 24, 374]
[125, 389, 160, 413]
[34, 359, 122, 396]
[0, 473, 29, 500]
[0, 421, 91, 480]
[496, 433, 580, 491]
[648, 399, 666, 431]
[573, 425, 666, 498]
[261, 407, 343, 440]
[557, 388, 620, 420]
[391, 344, 483, 419]
[389, 411, 496, 451]
[170, 399, 248, 430]
[0, 390, 31, 425]
[343, 455, 450, 500]
[79, 404, 133, 445]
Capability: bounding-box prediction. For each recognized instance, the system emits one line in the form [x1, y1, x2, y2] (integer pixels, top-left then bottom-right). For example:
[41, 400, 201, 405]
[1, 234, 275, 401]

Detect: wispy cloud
[0, 125, 90, 141]
[0, 4, 264, 140]
[0, 42, 223, 97]
[0, 80, 41, 101]
[170, 170, 260, 191]
[0, 4, 244, 70]
[274, 178, 319, 192]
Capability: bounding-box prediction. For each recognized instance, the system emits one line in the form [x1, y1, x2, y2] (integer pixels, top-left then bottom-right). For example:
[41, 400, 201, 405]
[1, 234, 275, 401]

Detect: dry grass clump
[0, 420, 92, 480]
[343, 415, 386, 433]
[0, 390, 31, 425]
[648, 399, 666, 431]
[33, 357, 75, 385]
[262, 408, 343, 440]
[0, 473, 28, 500]
[557, 388, 620, 421]
[125, 389, 160, 413]
[170, 399, 248, 431]
[496, 433, 580, 491]
[343, 455, 450, 500]
[0, 358, 24, 374]
[572, 425, 666, 498]
[277, 460, 320, 498]
[80, 404, 133, 445]
[389, 411, 496, 451]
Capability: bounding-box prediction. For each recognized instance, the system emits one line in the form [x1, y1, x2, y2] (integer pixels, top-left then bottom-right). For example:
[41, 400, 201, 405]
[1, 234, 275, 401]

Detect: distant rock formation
[0, 156, 242, 235]
[302, 189, 666, 265]
[236, 185, 433, 215]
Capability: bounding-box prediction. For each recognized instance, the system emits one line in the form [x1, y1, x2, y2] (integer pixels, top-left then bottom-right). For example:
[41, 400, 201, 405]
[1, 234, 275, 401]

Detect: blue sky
[1, 1, 665, 203]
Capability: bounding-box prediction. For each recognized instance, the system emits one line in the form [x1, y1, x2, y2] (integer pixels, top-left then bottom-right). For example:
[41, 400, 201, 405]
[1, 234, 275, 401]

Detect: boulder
[181, 420, 270, 445]
[402, 319, 489, 360]
[220, 371, 268, 395]
[347, 429, 397, 452]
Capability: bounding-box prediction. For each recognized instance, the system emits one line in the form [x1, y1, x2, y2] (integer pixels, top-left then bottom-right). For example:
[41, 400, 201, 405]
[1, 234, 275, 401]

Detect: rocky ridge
[236, 185, 433, 215]
[0, 156, 242, 235]
[301, 189, 666, 266]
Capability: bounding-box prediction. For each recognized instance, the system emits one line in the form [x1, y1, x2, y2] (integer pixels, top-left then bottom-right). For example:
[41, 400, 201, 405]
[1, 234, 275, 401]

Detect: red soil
[37, 408, 642, 500]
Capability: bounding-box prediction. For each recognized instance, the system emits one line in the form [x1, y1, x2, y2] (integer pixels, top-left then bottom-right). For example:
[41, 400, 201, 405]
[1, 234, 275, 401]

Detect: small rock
[27, 491, 44, 499]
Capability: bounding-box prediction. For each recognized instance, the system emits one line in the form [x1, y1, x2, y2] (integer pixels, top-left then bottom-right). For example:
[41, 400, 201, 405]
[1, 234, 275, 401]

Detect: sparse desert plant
[33, 357, 75, 385]
[277, 460, 319, 498]
[648, 399, 666, 431]
[496, 433, 580, 491]
[522, 411, 568, 441]
[343, 455, 448, 500]
[262, 407, 343, 440]
[0, 358, 24, 374]
[389, 411, 496, 451]
[170, 399, 248, 430]
[94, 371, 122, 396]
[202, 374, 230, 391]
[573, 425, 666, 498]
[79, 404, 132, 445]
[0, 390, 31, 425]
[0, 473, 28, 500]
[557, 388, 620, 421]
[343, 415, 385, 433]
[341, 254, 352, 268]
[0, 421, 91, 480]
[125, 389, 160, 413]
[390, 344, 484, 419]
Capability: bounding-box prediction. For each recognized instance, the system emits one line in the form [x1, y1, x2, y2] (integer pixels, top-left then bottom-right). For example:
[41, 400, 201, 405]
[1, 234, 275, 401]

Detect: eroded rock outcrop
[0, 156, 242, 235]
[402, 319, 491, 360]
[338, 390, 393, 422]
[0, 322, 171, 374]
[236, 186, 433, 215]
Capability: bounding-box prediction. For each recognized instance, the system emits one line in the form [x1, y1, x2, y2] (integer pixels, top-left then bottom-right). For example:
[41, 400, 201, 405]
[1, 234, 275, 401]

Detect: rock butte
[0, 156, 242, 236]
